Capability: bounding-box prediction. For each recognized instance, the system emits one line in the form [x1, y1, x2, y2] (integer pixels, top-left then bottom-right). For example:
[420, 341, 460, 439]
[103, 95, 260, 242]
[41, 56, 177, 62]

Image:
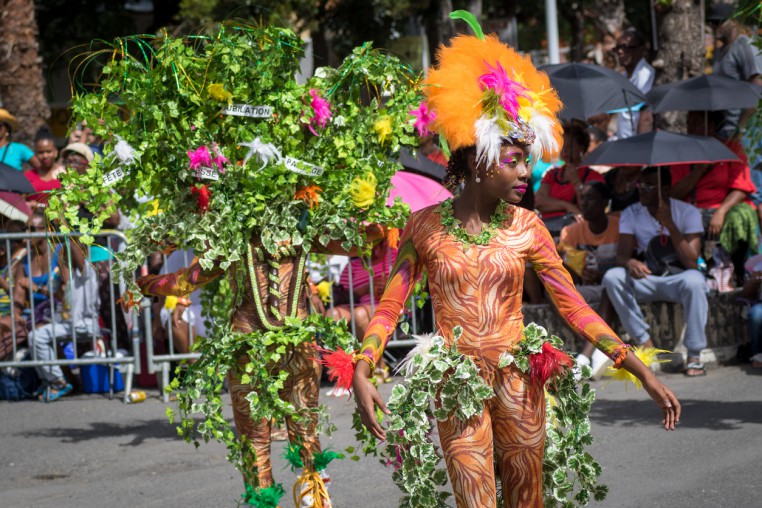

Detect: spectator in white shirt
[615, 29, 655, 138]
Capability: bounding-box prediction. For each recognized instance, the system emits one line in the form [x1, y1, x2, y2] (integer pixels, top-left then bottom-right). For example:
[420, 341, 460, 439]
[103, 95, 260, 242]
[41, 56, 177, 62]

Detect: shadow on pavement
[590, 399, 762, 430]
[19, 419, 182, 446]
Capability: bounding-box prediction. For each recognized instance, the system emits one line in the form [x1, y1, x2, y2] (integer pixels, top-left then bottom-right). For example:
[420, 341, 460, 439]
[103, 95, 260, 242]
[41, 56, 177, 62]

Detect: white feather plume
[395, 333, 437, 378]
[110, 135, 138, 166]
[240, 137, 282, 170]
[474, 116, 504, 170]
[528, 112, 560, 166]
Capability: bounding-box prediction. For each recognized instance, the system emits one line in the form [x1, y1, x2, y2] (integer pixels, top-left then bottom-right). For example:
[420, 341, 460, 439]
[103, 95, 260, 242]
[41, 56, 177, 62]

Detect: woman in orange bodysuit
[352, 17, 681, 508]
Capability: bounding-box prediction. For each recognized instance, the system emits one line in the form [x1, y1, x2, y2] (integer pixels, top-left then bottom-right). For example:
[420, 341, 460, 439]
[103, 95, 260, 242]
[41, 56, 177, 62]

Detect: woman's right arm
[137, 257, 223, 297]
[353, 224, 423, 440]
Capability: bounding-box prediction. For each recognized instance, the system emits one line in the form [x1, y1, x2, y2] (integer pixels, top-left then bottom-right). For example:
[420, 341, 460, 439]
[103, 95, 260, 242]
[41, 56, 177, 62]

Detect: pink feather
[529, 342, 573, 386]
[478, 62, 529, 120]
[316, 346, 355, 391]
[308, 88, 332, 136]
[187, 146, 212, 170]
[210, 143, 229, 172]
[410, 101, 437, 138]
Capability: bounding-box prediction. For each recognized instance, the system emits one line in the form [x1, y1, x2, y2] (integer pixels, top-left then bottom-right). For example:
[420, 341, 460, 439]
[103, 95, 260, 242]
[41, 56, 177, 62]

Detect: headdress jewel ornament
[423, 10, 563, 169]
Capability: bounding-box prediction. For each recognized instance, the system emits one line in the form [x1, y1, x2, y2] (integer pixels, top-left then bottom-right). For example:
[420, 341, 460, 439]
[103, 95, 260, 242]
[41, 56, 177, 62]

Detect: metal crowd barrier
[142, 251, 436, 402]
[0, 230, 140, 403]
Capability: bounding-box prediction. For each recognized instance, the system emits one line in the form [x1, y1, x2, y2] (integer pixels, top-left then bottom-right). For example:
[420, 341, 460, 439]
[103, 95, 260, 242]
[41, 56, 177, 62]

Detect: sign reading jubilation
[221, 104, 273, 118]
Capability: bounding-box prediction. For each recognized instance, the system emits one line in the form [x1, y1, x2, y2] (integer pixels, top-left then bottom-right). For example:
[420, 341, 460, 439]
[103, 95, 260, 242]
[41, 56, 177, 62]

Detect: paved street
[1, 365, 761, 508]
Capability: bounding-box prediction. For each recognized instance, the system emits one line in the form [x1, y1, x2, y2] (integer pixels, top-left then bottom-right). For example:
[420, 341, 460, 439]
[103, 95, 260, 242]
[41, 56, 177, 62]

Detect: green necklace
[437, 198, 511, 246]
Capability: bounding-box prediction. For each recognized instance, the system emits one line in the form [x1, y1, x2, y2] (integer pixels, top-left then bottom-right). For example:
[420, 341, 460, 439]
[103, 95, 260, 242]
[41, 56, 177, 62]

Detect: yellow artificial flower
[316, 280, 332, 304]
[146, 199, 163, 216]
[164, 295, 178, 311]
[207, 83, 233, 103]
[373, 116, 393, 144]
[349, 172, 377, 209]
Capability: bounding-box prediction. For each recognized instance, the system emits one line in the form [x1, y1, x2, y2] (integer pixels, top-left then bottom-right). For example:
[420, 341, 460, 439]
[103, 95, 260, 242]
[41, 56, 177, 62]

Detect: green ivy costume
[51, 24, 421, 506]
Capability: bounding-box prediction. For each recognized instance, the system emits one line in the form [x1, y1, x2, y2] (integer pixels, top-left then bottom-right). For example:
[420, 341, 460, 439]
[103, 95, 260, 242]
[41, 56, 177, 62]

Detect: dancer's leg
[228, 354, 274, 487]
[437, 400, 496, 507]
[491, 368, 546, 508]
[281, 342, 323, 466]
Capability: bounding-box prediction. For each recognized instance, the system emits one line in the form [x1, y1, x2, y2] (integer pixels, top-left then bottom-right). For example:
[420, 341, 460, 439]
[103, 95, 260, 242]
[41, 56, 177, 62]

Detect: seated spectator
[605, 166, 642, 214]
[61, 142, 94, 175]
[738, 265, 762, 369]
[557, 182, 619, 376]
[602, 167, 709, 377]
[325, 240, 397, 382]
[0, 108, 40, 170]
[12, 212, 63, 326]
[25, 127, 64, 207]
[28, 236, 100, 401]
[670, 110, 757, 286]
[535, 120, 605, 237]
[0, 218, 29, 361]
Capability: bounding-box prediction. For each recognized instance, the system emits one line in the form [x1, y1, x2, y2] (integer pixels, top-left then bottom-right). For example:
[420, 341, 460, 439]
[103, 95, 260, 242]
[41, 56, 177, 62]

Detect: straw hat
[0, 109, 20, 132]
[61, 142, 94, 163]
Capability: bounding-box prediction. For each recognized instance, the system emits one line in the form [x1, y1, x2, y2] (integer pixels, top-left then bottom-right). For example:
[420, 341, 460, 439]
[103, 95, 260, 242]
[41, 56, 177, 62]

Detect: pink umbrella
[0, 191, 32, 223]
[386, 171, 452, 213]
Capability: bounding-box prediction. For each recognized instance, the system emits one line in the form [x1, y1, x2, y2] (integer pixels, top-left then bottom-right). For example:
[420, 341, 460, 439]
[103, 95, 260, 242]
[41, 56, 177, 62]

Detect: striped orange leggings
[228, 342, 322, 487]
[438, 366, 546, 508]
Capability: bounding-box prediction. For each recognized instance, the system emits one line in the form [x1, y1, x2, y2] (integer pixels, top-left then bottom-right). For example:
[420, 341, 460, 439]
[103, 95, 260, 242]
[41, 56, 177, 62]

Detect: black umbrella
[397, 148, 447, 182]
[0, 162, 35, 193]
[540, 62, 647, 120]
[579, 131, 741, 168]
[646, 74, 762, 113]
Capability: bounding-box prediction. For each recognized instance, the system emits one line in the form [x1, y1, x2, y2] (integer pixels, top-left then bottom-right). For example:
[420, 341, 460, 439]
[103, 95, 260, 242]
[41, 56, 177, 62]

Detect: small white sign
[221, 104, 273, 118]
[283, 156, 325, 177]
[198, 167, 220, 180]
[102, 167, 125, 186]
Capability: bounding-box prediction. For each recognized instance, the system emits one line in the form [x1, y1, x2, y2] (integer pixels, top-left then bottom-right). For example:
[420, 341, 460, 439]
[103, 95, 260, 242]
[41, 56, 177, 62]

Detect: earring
[475, 169, 481, 183]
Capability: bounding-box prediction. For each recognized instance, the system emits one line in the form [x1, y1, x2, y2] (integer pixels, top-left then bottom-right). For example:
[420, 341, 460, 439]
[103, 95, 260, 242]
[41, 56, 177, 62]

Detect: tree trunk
[559, 2, 587, 61]
[653, 0, 703, 132]
[590, 0, 625, 37]
[0, 0, 50, 145]
[424, 0, 454, 65]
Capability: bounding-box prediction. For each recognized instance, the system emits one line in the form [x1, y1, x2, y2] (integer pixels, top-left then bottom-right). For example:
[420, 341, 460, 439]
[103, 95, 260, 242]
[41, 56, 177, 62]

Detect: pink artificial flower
[410, 101, 437, 138]
[187, 146, 212, 170]
[478, 62, 528, 121]
[210, 143, 229, 172]
[308, 88, 332, 136]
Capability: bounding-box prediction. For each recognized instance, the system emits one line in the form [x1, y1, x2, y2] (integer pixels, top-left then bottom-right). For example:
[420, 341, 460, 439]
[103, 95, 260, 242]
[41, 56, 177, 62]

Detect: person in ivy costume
[49, 23, 421, 508]
[350, 12, 682, 508]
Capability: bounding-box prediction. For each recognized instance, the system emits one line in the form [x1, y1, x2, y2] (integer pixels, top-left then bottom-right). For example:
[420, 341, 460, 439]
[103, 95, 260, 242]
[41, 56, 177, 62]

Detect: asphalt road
[1, 365, 761, 508]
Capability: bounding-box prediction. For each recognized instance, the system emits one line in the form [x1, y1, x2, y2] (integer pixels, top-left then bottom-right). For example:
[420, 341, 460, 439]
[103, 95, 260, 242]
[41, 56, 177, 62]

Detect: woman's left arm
[530, 218, 680, 429]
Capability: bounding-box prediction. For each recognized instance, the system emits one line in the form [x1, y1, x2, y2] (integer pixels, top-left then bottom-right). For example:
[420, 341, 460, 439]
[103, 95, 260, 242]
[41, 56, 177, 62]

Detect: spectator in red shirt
[536, 120, 605, 236]
[24, 128, 64, 208]
[671, 110, 758, 285]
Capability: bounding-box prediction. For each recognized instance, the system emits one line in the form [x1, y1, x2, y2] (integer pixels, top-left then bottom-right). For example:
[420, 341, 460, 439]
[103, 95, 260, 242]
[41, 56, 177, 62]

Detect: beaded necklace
[436, 198, 511, 246]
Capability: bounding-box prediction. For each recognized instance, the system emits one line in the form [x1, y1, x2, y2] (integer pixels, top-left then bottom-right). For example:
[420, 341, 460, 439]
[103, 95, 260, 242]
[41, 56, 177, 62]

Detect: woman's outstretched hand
[642, 376, 681, 431]
[621, 350, 681, 430]
[353, 361, 390, 441]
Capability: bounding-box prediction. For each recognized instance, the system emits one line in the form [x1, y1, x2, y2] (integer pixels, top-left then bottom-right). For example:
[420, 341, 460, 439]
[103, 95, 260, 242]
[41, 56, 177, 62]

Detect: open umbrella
[0, 162, 35, 194]
[540, 62, 647, 120]
[646, 74, 762, 113]
[579, 131, 740, 168]
[386, 171, 453, 213]
[0, 191, 32, 223]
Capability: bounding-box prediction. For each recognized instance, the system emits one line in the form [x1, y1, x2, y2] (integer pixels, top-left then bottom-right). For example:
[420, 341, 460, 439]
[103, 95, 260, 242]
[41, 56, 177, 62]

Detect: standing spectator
[25, 127, 64, 207]
[557, 182, 620, 377]
[535, 120, 605, 237]
[671, 110, 757, 285]
[602, 167, 709, 377]
[615, 29, 655, 138]
[708, 3, 762, 140]
[0, 109, 40, 171]
[60, 142, 93, 173]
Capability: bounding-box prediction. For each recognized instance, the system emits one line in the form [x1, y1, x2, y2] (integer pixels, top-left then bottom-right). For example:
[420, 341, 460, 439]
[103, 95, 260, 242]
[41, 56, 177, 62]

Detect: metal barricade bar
[0, 230, 139, 403]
